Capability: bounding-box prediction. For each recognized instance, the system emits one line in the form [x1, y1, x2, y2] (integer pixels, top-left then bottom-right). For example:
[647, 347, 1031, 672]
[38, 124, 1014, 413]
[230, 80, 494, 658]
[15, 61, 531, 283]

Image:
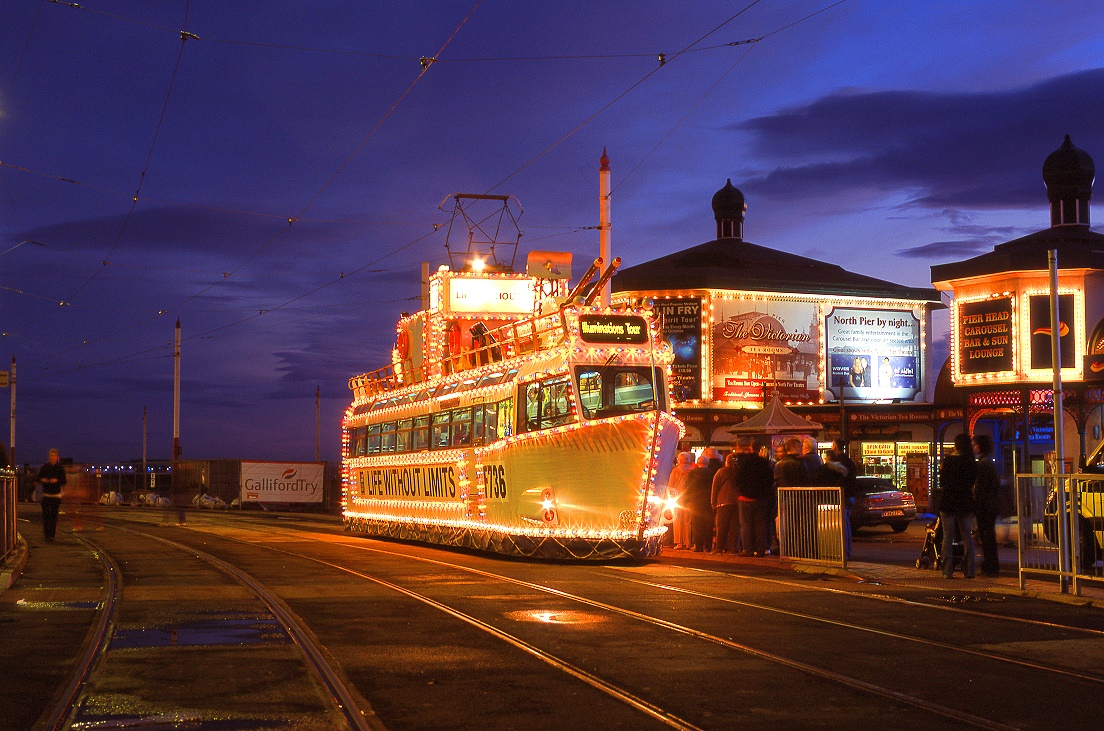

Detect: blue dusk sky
[1, 1, 1102, 464]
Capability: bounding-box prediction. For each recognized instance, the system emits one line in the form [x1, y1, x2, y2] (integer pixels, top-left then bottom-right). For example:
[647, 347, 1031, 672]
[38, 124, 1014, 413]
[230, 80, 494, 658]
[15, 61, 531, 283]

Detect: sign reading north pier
[958, 298, 1013, 374]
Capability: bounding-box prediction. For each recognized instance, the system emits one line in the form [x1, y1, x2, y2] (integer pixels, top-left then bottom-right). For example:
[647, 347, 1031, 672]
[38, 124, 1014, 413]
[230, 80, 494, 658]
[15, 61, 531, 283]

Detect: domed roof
[1043, 135, 1095, 201]
[711, 179, 746, 221]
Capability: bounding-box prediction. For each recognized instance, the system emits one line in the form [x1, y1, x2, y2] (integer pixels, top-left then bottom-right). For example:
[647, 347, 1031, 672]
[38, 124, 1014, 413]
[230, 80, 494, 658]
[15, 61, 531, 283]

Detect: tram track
[182, 522, 1023, 730]
[38, 534, 121, 731]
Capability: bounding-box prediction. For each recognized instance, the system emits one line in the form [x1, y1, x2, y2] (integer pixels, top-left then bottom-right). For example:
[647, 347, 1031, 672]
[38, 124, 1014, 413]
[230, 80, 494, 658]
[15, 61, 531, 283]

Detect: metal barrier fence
[777, 486, 846, 568]
[1015, 472, 1104, 595]
[1, 470, 17, 561]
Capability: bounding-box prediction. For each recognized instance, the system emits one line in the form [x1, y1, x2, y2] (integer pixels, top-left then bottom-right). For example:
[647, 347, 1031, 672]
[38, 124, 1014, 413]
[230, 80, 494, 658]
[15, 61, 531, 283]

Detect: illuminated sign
[712, 299, 820, 404]
[958, 298, 1013, 375]
[447, 276, 535, 315]
[1028, 294, 1075, 370]
[824, 307, 922, 402]
[1084, 354, 1104, 382]
[578, 315, 649, 344]
[654, 298, 702, 401]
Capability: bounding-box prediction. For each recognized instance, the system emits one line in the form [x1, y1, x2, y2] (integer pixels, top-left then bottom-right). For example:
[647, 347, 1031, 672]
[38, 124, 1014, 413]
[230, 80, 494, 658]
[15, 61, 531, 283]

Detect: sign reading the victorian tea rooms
[958, 298, 1013, 375]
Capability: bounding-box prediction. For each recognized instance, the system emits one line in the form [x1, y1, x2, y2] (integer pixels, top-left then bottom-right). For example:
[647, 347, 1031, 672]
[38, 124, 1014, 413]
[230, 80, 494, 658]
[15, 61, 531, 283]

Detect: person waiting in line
[800, 436, 823, 477]
[733, 436, 774, 557]
[37, 448, 67, 541]
[666, 452, 694, 549]
[938, 433, 977, 579]
[772, 438, 808, 554]
[711, 452, 741, 554]
[972, 434, 1001, 577]
[684, 454, 715, 552]
[833, 439, 860, 557]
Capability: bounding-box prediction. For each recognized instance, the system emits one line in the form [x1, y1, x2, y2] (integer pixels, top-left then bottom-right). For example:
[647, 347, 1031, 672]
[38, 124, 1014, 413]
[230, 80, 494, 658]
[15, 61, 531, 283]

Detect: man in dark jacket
[685, 455, 715, 552]
[38, 448, 67, 541]
[972, 434, 1000, 577]
[939, 433, 977, 578]
[734, 436, 775, 556]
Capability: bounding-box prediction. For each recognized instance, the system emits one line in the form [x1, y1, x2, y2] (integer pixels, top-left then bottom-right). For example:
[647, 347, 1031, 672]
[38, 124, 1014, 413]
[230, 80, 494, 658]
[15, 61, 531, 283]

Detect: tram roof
[613, 238, 941, 303]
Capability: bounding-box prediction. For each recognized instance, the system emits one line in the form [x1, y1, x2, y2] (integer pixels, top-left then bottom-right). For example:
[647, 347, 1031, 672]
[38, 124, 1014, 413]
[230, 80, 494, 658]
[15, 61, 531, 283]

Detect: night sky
[1, 1, 1102, 466]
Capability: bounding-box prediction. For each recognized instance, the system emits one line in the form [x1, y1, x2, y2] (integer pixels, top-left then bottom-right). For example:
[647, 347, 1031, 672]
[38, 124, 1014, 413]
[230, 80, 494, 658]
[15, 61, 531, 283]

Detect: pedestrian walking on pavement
[667, 452, 695, 548]
[37, 448, 67, 541]
[972, 434, 1001, 577]
[938, 433, 977, 578]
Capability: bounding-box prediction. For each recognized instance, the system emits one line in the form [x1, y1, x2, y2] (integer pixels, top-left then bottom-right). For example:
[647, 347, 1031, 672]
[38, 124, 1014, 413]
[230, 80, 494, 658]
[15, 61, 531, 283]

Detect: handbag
[33, 483, 43, 502]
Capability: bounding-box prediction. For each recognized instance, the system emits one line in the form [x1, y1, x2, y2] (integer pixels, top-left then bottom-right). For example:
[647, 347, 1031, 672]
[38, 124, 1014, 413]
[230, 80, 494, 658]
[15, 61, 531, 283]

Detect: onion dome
[1043, 135, 1094, 226]
[712, 179, 746, 240]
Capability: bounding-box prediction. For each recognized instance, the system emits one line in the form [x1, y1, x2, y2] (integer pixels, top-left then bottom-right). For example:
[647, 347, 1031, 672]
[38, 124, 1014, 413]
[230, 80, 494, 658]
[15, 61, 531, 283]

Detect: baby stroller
[915, 517, 964, 572]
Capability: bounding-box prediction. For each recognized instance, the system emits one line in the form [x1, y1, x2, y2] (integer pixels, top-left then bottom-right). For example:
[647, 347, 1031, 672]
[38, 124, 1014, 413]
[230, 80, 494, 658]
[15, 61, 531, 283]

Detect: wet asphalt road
[4, 508, 1104, 730]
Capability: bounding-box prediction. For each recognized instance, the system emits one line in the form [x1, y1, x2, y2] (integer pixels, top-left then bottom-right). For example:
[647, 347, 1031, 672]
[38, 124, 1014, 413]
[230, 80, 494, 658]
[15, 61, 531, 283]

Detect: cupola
[711, 179, 746, 240]
[1043, 134, 1094, 227]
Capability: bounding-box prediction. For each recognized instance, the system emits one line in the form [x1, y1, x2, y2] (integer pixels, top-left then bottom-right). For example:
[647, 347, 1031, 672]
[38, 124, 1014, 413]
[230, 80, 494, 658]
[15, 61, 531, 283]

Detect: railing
[1015, 472, 1104, 595]
[353, 309, 570, 398]
[777, 486, 847, 568]
[1, 470, 17, 561]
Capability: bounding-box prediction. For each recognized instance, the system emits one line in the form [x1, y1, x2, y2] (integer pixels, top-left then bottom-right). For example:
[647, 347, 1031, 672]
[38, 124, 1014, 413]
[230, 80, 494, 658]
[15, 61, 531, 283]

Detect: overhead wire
[613, 0, 850, 195]
[485, 0, 765, 193]
[23, 1, 484, 369]
[12, 0, 195, 336]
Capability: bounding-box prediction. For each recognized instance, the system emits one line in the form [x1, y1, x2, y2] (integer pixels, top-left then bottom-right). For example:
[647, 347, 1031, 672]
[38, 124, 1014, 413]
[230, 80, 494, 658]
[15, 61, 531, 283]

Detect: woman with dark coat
[972, 434, 1001, 576]
[939, 433, 977, 578]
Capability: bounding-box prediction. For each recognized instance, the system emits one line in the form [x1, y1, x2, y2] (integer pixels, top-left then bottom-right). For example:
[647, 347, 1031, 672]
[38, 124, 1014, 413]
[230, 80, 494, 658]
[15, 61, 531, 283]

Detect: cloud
[896, 218, 1037, 259]
[736, 68, 1104, 211]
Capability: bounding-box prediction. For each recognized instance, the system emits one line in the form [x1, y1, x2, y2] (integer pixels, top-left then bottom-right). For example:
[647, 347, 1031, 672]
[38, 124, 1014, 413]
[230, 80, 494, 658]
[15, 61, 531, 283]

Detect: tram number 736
[484, 464, 509, 500]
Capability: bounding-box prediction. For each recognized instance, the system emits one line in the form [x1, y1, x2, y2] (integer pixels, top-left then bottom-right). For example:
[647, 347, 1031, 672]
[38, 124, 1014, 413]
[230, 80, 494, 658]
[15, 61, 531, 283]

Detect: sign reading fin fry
[240, 461, 324, 503]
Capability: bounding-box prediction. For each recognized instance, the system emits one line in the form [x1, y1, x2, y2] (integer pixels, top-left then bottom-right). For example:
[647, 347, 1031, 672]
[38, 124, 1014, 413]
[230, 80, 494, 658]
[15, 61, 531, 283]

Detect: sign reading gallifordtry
[711, 298, 820, 404]
[824, 307, 923, 402]
[957, 297, 1014, 375]
[241, 461, 324, 504]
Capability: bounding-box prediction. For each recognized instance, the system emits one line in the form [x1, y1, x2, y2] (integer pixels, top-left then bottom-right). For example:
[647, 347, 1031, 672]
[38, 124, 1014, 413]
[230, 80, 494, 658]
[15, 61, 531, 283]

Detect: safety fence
[1, 470, 16, 561]
[777, 486, 847, 568]
[1015, 472, 1104, 595]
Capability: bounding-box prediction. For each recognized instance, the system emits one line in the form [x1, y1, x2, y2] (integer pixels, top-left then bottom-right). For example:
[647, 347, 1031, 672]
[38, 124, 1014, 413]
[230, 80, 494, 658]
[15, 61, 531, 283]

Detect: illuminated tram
[341, 254, 684, 559]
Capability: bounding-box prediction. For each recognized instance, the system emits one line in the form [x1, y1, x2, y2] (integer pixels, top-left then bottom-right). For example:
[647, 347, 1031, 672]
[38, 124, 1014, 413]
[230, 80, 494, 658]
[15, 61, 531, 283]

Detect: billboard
[654, 297, 702, 402]
[711, 299, 820, 404]
[240, 461, 324, 504]
[824, 307, 923, 402]
[1028, 294, 1075, 370]
[957, 297, 1013, 375]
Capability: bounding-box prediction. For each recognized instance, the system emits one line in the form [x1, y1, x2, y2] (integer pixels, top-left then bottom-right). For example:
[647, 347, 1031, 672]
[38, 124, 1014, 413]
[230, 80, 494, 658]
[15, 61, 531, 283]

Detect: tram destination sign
[578, 315, 649, 344]
[958, 297, 1013, 375]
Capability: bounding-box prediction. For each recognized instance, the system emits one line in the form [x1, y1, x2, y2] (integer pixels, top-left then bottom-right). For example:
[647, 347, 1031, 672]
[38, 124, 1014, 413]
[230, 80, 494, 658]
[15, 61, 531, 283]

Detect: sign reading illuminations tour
[824, 307, 923, 402]
[1028, 294, 1075, 370]
[653, 297, 702, 402]
[958, 298, 1013, 374]
[578, 315, 649, 344]
[711, 299, 820, 404]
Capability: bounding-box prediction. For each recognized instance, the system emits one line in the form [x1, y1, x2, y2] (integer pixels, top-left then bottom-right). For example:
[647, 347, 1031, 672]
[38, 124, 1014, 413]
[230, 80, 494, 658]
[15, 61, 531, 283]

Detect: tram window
[476, 370, 505, 388]
[366, 423, 382, 454]
[520, 376, 575, 432]
[437, 382, 460, 398]
[457, 378, 478, 393]
[472, 405, 485, 444]
[432, 411, 451, 448]
[498, 398, 513, 438]
[397, 418, 413, 453]
[412, 416, 430, 451]
[381, 421, 397, 453]
[352, 427, 367, 457]
[451, 407, 473, 446]
[573, 366, 659, 420]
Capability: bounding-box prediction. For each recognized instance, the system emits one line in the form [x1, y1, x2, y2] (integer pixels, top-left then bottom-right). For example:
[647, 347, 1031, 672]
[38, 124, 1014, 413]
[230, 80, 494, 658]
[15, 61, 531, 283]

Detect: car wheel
[890, 521, 910, 533]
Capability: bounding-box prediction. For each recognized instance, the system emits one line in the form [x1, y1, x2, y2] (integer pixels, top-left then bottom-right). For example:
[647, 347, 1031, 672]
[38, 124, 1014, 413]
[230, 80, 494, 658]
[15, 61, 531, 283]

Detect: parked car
[1042, 478, 1103, 573]
[852, 477, 917, 533]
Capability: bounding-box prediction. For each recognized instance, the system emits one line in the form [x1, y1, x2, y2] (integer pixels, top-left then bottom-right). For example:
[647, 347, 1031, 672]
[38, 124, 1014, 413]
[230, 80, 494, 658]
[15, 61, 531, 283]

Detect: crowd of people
[666, 436, 859, 557]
